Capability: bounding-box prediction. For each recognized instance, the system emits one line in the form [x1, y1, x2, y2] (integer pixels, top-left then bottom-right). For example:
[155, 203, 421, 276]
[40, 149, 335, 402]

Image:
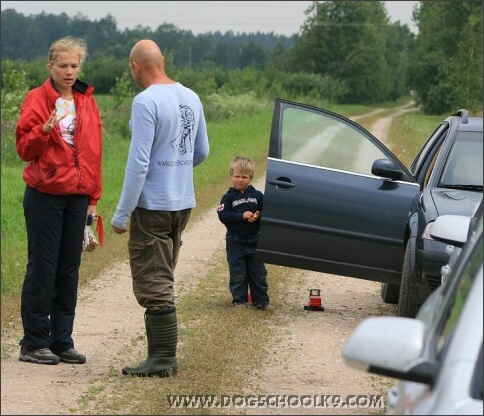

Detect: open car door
[257, 99, 420, 285]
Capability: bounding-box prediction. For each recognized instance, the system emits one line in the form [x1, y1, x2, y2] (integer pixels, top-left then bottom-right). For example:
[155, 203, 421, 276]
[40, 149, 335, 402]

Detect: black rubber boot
[122, 308, 178, 377]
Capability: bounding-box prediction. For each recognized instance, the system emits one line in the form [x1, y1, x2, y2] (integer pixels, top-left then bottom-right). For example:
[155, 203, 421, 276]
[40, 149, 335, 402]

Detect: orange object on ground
[304, 288, 325, 311]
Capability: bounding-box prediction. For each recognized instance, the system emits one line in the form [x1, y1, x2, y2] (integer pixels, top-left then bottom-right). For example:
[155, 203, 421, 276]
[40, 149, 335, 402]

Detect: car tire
[381, 282, 399, 303]
[397, 240, 419, 318]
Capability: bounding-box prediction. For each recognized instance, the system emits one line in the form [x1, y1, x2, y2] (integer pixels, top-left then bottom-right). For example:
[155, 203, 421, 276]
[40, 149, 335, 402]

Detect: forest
[1, 1, 483, 114]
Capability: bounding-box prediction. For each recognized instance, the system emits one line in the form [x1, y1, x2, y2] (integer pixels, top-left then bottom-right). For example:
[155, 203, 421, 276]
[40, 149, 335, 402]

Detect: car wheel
[397, 240, 419, 318]
[381, 282, 399, 304]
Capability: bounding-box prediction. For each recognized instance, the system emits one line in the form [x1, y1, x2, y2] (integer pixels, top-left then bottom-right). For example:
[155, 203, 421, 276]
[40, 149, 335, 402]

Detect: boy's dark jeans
[226, 235, 270, 307]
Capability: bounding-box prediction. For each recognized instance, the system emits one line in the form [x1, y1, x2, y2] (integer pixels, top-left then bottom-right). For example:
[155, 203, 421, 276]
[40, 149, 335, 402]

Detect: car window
[410, 123, 448, 177]
[436, 235, 483, 355]
[439, 131, 484, 188]
[423, 143, 442, 188]
[280, 107, 387, 176]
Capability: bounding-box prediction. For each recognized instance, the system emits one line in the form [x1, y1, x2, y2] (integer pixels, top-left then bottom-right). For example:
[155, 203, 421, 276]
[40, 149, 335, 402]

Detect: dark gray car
[256, 100, 483, 317]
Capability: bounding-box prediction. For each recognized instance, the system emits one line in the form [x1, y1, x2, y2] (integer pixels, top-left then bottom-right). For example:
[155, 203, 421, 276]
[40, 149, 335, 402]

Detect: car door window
[281, 107, 388, 176]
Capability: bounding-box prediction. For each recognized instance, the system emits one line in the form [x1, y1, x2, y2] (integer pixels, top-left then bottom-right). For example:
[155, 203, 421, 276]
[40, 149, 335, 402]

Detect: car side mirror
[430, 215, 471, 247]
[371, 159, 403, 181]
[342, 316, 438, 385]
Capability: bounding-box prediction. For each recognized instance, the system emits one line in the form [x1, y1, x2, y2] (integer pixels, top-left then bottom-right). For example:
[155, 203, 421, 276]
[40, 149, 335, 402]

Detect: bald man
[111, 39, 210, 377]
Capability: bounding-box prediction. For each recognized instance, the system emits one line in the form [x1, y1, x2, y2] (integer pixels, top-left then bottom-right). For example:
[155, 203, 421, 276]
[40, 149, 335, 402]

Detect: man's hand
[112, 224, 127, 234]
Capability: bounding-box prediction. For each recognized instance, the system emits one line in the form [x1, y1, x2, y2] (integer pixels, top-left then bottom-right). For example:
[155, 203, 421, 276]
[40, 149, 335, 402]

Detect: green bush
[1, 60, 28, 126]
[279, 72, 348, 103]
[203, 92, 271, 121]
[1, 61, 29, 166]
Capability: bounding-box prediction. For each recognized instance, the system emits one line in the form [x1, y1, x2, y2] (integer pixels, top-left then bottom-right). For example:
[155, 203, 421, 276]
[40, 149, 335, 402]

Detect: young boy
[217, 156, 274, 311]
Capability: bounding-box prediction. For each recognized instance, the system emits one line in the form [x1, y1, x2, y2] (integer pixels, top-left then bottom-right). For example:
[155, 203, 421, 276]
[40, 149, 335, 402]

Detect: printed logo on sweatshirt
[157, 159, 193, 167]
[171, 105, 195, 156]
[232, 197, 258, 207]
[217, 203, 225, 212]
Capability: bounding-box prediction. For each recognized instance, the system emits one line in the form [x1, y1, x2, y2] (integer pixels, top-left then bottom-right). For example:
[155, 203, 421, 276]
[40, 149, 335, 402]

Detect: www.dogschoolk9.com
[167, 394, 385, 409]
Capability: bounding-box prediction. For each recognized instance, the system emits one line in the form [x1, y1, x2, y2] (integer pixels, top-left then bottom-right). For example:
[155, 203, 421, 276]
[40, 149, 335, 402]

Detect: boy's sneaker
[19, 347, 60, 365]
[53, 348, 86, 364]
[232, 302, 248, 308]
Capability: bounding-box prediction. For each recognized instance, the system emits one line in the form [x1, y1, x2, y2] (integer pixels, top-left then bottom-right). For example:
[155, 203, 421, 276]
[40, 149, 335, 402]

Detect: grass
[387, 113, 443, 167]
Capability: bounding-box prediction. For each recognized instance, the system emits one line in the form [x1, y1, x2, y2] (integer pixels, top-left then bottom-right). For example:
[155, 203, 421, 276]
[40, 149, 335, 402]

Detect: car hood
[431, 189, 482, 216]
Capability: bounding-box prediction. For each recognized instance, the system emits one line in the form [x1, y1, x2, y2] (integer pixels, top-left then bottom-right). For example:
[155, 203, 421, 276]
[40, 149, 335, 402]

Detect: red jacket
[16, 77, 103, 205]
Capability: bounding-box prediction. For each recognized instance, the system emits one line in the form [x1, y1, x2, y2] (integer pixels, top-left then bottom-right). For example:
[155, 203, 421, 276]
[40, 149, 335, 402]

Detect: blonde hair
[229, 156, 255, 179]
[47, 36, 88, 65]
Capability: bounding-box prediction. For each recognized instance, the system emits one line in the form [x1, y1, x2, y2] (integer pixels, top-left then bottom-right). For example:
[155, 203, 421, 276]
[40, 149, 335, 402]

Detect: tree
[268, 39, 289, 72]
[409, 1, 483, 114]
[84, 56, 127, 94]
[383, 23, 414, 100]
[449, 5, 483, 112]
[205, 43, 241, 70]
[287, 1, 403, 103]
[1, 9, 48, 60]
[240, 41, 267, 69]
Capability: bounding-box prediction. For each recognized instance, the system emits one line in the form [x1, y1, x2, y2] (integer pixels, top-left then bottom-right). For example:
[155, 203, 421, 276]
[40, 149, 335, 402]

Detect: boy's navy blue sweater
[217, 185, 264, 239]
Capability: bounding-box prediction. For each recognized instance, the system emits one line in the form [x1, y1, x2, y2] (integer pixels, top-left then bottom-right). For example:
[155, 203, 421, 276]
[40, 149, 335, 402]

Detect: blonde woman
[16, 36, 103, 365]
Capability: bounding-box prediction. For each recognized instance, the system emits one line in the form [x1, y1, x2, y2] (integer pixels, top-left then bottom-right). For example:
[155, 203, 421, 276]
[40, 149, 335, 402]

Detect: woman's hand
[87, 204, 98, 218]
[42, 109, 67, 133]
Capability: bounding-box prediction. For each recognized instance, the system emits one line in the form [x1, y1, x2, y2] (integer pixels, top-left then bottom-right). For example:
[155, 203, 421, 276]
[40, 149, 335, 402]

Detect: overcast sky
[1, 1, 418, 36]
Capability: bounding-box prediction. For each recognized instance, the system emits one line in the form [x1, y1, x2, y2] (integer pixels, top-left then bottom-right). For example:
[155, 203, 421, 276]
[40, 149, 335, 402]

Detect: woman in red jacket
[16, 36, 103, 365]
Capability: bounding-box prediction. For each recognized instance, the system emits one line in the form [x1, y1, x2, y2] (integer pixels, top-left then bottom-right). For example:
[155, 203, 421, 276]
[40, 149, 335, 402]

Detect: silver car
[341, 212, 483, 414]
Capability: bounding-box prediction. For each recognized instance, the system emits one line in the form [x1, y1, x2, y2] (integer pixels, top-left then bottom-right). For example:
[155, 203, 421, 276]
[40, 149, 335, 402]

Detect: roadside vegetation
[1, 49, 482, 416]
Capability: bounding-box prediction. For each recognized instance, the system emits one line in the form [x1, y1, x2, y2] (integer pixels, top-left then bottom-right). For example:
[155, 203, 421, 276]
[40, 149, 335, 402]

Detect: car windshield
[439, 132, 483, 190]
